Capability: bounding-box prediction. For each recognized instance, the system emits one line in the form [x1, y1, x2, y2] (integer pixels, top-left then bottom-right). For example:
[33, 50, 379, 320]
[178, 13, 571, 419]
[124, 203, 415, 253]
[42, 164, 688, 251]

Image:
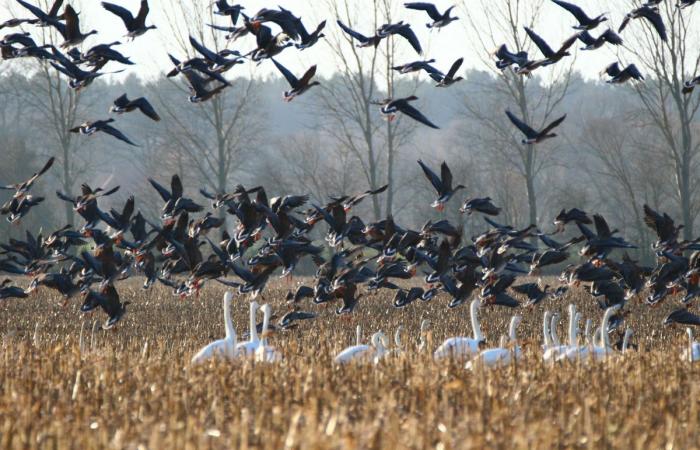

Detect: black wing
[100, 124, 137, 146]
[336, 20, 370, 43]
[394, 25, 423, 54]
[271, 58, 299, 87]
[505, 110, 537, 138]
[551, 0, 592, 23]
[132, 97, 160, 121]
[446, 57, 464, 78]
[417, 160, 443, 193]
[525, 27, 555, 58]
[397, 101, 438, 128]
[404, 2, 442, 21]
[148, 178, 171, 201]
[539, 114, 567, 136]
[101, 1, 135, 28]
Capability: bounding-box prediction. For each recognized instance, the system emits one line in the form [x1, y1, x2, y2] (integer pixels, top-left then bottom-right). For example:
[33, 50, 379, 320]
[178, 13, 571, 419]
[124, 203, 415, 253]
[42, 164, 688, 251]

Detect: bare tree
[318, 0, 418, 220]
[460, 0, 575, 228]
[622, 1, 700, 239]
[9, 10, 92, 226]
[155, 0, 261, 199]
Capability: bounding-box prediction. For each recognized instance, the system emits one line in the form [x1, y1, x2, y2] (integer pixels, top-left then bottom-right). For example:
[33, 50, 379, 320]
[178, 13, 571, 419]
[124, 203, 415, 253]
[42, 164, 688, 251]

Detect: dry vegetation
[2, 280, 700, 449]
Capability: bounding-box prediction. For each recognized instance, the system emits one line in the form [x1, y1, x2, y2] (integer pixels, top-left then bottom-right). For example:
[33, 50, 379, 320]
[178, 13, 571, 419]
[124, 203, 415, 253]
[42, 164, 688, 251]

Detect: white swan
[543, 311, 567, 361]
[583, 318, 592, 343]
[434, 299, 484, 360]
[255, 304, 283, 362]
[466, 315, 522, 369]
[417, 319, 431, 352]
[334, 331, 389, 364]
[588, 305, 621, 361]
[393, 325, 404, 355]
[683, 328, 700, 362]
[621, 327, 633, 354]
[236, 301, 261, 356]
[541, 310, 553, 350]
[191, 292, 238, 364]
[558, 309, 590, 362]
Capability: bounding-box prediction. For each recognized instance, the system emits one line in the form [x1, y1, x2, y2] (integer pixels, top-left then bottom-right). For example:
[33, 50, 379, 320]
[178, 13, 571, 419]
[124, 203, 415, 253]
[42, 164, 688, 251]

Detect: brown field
[1, 281, 700, 449]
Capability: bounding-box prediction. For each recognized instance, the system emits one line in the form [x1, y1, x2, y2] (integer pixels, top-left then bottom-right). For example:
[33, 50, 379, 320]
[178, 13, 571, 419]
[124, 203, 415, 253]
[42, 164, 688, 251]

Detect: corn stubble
[1, 281, 699, 449]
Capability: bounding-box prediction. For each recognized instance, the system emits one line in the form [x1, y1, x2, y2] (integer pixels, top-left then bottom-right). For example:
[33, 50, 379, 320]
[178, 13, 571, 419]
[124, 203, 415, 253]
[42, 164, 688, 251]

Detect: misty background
[0, 0, 698, 264]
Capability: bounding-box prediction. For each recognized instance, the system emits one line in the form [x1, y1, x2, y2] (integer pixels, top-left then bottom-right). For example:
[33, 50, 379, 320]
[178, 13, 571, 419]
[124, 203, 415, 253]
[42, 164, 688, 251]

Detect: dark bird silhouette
[577, 29, 623, 50]
[602, 62, 644, 84]
[110, 94, 160, 121]
[404, 2, 459, 29]
[417, 160, 464, 211]
[15, 0, 63, 27]
[336, 20, 383, 48]
[70, 119, 136, 146]
[619, 5, 667, 41]
[551, 0, 608, 30]
[505, 110, 567, 144]
[373, 96, 439, 129]
[101, 0, 156, 39]
[271, 59, 320, 102]
[377, 22, 423, 54]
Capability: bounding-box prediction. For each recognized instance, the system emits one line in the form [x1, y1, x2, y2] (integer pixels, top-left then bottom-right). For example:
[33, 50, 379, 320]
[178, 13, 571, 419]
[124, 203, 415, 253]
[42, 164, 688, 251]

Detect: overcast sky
[0, 0, 690, 83]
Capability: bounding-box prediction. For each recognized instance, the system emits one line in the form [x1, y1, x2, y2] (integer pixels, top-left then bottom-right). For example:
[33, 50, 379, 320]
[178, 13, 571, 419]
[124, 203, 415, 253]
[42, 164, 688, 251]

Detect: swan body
[334, 331, 388, 364]
[236, 301, 261, 356]
[684, 328, 700, 362]
[588, 306, 621, 360]
[434, 299, 484, 360]
[543, 312, 567, 361]
[255, 304, 283, 362]
[466, 315, 522, 369]
[191, 292, 239, 364]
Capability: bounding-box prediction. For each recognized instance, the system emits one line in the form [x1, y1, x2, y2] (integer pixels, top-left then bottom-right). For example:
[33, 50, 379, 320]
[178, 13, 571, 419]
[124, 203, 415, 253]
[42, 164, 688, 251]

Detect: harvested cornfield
[1, 281, 699, 449]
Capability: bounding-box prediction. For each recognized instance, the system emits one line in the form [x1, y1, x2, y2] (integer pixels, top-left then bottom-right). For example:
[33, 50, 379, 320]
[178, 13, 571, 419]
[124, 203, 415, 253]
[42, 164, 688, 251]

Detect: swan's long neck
[260, 305, 271, 344]
[568, 305, 577, 346]
[687, 328, 694, 362]
[601, 307, 616, 349]
[249, 301, 259, 343]
[543, 311, 552, 348]
[622, 328, 632, 353]
[508, 316, 520, 342]
[394, 326, 403, 348]
[356, 325, 362, 346]
[223, 293, 234, 339]
[373, 332, 386, 356]
[550, 314, 561, 347]
[470, 299, 482, 341]
[584, 319, 592, 345]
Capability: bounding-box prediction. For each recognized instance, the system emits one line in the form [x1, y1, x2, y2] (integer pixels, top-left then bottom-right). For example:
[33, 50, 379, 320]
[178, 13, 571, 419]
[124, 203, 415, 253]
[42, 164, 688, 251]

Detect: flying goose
[505, 110, 567, 144]
[56, 4, 98, 48]
[619, 5, 667, 41]
[373, 96, 439, 129]
[15, 0, 63, 27]
[551, 0, 608, 30]
[577, 29, 623, 50]
[271, 58, 320, 102]
[110, 94, 160, 121]
[417, 160, 464, 211]
[336, 20, 383, 48]
[101, 0, 156, 39]
[602, 62, 644, 84]
[377, 22, 423, 54]
[404, 2, 459, 29]
[69, 119, 137, 146]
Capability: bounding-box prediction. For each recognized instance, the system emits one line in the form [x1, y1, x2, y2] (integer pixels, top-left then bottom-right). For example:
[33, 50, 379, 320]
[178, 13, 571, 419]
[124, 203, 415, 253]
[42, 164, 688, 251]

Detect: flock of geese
[1, 0, 700, 367]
